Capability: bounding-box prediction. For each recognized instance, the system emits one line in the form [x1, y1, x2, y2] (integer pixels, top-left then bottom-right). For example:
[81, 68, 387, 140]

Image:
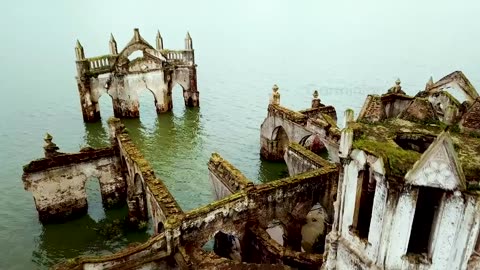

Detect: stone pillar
[312, 90, 322, 108]
[111, 77, 140, 118]
[77, 78, 100, 122]
[184, 66, 199, 107]
[343, 108, 355, 128]
[269, 84, 280, 105]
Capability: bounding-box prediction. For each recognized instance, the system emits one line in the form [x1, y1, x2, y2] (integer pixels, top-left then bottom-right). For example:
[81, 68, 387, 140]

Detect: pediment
[405, 132, 465, 190]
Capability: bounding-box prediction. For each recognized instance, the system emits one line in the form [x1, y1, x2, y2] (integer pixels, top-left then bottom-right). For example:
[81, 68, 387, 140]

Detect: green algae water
[1, 1, 480, 269]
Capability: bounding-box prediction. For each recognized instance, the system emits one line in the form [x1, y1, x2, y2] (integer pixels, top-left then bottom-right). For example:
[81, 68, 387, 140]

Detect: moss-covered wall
[208, 152, 253, 198]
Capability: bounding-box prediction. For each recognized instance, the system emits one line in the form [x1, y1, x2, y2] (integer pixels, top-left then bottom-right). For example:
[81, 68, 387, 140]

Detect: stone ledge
[22, 147, 115, 173]
[208, 153, 253, 193]
[288, 143, 335, 169]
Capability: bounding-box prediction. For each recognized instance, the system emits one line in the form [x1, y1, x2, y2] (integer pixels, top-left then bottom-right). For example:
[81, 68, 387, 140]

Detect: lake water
[1, 1, 479, 269]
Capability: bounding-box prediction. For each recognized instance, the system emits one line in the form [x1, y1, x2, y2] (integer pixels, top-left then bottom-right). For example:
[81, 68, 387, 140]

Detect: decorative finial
[311, 90, 322, 108]
[156, 30, 162, 39]
[43, 133, 60, 158]
[186, 32, 192, 40]
[387, 78, 404, 94]
[110, 33, 116, 42]
[270, 84, 280, 105]
[44, 133, 53, 142]
[76, 40, 83, 48]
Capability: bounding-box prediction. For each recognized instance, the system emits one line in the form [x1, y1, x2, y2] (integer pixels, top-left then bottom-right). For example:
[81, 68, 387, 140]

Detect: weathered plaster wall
[260, 104, 339, 161]
[22, 148, 124, 223]
[108, 118, 183, 230]
[333, 148, 480, 270]
[284, 142, 335, 176]
[207, 153, 253, 200]
[76, 30, 199, 122]
[381, 94, 413, 119]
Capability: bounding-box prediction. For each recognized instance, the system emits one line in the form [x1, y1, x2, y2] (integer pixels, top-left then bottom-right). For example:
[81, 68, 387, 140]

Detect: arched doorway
[172, 83, 186, 117]
[85, 176, 106, 221]
[138, 88, 157, 126]
[98, 92, 114, 121]
[271, 126, 290, 159]
[203, 231, 242, 262]
[133, 174, 148, 222]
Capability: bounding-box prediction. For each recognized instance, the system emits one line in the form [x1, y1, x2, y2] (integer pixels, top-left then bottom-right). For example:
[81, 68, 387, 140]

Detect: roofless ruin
[21, 28, 480, 270]
[75, 28, 199, 122]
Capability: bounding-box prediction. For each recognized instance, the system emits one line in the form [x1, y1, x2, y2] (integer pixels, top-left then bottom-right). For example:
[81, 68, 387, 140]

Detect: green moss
[270, 104, 307, 124]
[289, 142, 334, 168]
[353, 139, 421, 177]
[441, 91, 461, 107]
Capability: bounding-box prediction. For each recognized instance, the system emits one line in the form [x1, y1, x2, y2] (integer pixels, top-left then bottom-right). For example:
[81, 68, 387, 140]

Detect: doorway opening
[85, 177, 106, 221]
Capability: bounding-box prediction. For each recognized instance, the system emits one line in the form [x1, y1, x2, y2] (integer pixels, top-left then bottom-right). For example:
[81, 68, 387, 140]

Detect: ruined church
[20, 29, 480, 269]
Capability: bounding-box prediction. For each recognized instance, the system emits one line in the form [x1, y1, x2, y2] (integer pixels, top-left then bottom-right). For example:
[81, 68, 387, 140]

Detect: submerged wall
[22, 148, 124, 223]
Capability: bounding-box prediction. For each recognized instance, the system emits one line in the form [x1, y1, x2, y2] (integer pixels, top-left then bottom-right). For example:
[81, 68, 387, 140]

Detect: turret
[75, 40, 85, 60]
[156, 30, 163, 50]
[109, 33, 118, 55]
[185, 32, 193, 50]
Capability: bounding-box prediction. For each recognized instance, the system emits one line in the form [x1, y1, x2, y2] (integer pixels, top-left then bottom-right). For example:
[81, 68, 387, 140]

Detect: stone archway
[131, 174, 148, 222]
[269, 126, 290, 161]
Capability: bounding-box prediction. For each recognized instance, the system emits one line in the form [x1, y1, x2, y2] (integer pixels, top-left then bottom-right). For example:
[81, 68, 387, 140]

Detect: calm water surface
[1, 1, 479, 269]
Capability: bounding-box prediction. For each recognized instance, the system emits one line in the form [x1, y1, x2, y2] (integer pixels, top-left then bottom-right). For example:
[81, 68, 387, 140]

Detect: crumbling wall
[284, 142, 335, 176]
[181, 167, 338, 248]
[22, 148, 125, 223]
[381, 93, 413, 119]
[108, 118, 183, 231]
[260, 104, 314, 160]
[244, 226, 323, 269]
[53, 233, 173, 270]
[208, 153, 253, 200]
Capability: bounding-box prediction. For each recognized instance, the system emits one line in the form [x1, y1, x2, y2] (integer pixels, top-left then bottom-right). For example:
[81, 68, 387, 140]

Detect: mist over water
[0, 1, 479, 269]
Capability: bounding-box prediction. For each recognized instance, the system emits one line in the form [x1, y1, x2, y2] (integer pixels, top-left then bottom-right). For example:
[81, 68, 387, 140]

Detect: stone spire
[425, 76, 434, 91]
[134, 28, 141, 42]
[311, 90, 323, 108]
[43, 133, 60, 158]
[156, 30, 163, 50]
[109, 33, 118, 55]
[75, 40, 85, 60]
[185, 32, 193, 50]
[270, 84, 280, 105]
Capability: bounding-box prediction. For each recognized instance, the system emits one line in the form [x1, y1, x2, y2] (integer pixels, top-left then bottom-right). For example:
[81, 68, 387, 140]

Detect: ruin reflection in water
[31, 105, 286, 268]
